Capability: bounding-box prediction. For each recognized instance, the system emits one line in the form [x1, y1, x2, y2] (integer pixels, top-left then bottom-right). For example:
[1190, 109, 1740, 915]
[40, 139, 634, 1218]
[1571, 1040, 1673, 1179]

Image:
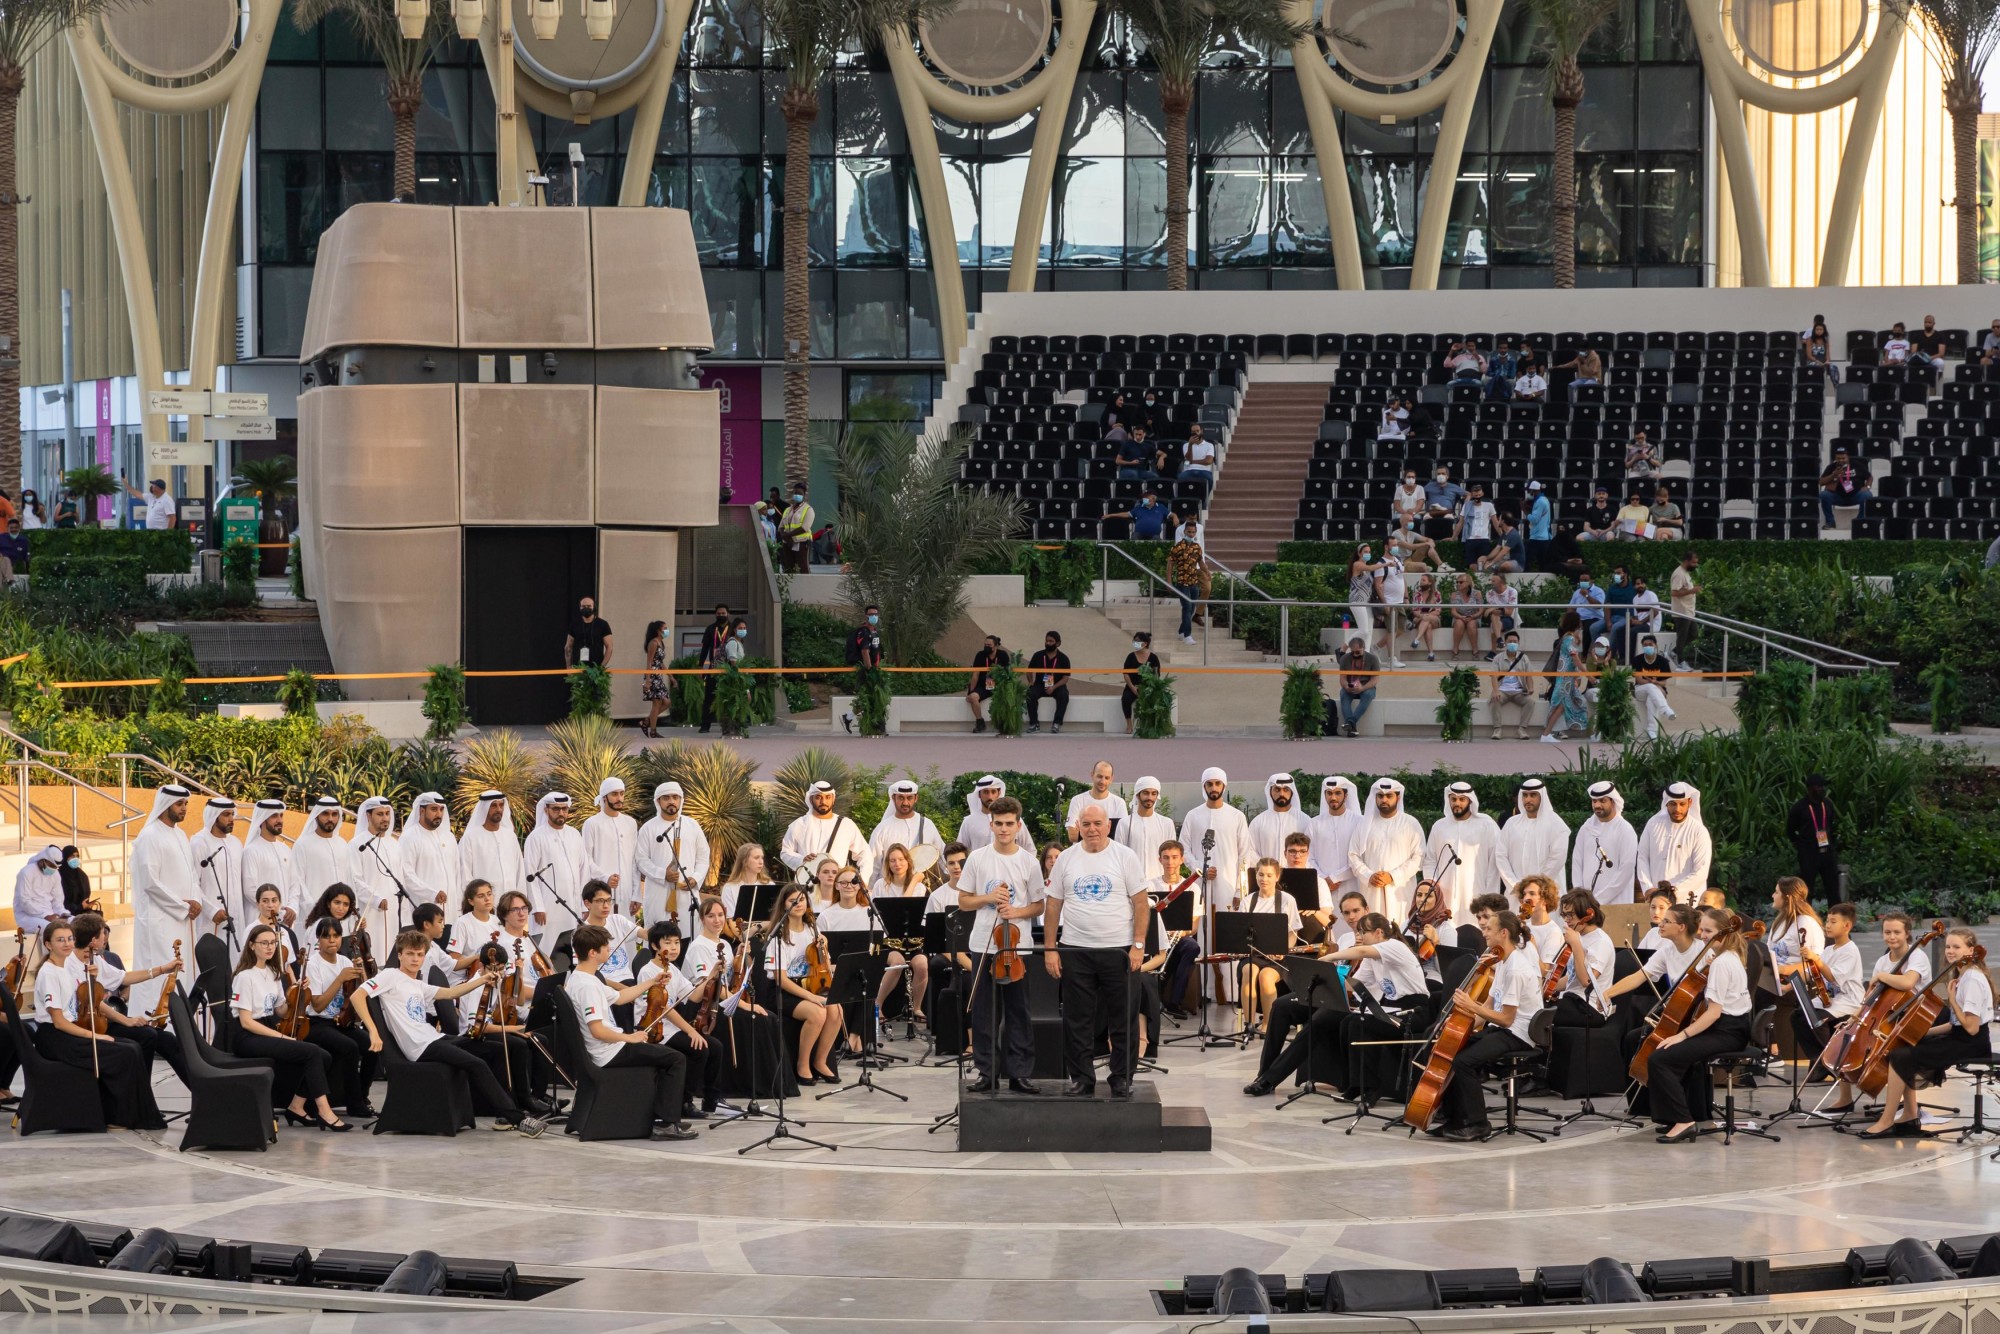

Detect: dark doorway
[463, 527, 597, 724]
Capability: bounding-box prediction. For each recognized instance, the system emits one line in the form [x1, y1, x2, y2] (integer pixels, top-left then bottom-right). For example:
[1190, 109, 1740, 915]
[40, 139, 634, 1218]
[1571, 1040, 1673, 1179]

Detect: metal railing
[0, 723, 225, 870]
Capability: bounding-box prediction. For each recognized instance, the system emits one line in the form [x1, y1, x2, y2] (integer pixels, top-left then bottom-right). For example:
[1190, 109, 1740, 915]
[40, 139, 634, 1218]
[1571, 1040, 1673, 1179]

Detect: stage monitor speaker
[1532, 1264, 1586, 1303]
[1733, 1256, 1771, 1295]
[1938, 1233, 2000, 1274]
[1182, 1272, 1285, 1314]
[1213, 1267, 1276, 1316]
[76, 1222, 133, 1261]
[1971, 1236, 2000, 1280]
[443, 1257, 518, 1298]
[1885, 1238, 1955, 1285]
[1431, 1266, 1525, 1306]
[169, 1234, 215, 1277]
[1846, 1245, 1893, 1284]
[1641, 1255, 1735, 1297]
[1323, 1270, 1441, 1313]
[251, 1243, 313, 1285]
[211, 1241, 253, 1283]
[379, 1249, 448, 1297]
[1580, 1258, 1648, 1304]
[313, 1249, 407, 1289]
[0, 1217, 96, 1268]
[106, 1228, 179, 1275]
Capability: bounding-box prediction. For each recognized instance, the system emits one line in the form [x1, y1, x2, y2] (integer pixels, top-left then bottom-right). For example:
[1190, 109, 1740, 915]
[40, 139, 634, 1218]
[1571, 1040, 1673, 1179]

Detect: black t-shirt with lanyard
[972, 646, 1008, 692]
[570, 615, 612, 665]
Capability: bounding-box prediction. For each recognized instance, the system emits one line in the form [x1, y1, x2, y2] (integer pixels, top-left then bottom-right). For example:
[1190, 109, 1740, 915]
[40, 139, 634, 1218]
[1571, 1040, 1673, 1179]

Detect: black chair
[1948, 1058, 2000, 1143]
[1551, 951, 1643, 1131]
[1484, 1009, 1560, 1142]
[167, 990, 274, 1152]
[550, 991, 656, 1141]
[367, 996, 475, 1136]
[190, 933, 233, 1017]
[0, 985, 105, 1135]
[1703, 1007, 1780, 1145]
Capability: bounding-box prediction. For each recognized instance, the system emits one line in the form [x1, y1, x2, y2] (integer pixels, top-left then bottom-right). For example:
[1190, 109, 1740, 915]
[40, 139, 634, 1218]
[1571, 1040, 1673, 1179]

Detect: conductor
[1045, 804, 1150, 1099]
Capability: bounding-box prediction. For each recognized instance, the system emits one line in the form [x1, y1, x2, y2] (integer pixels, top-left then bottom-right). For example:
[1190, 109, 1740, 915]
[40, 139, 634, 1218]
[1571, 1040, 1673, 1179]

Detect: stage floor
[7, 1015, 2000, 1331]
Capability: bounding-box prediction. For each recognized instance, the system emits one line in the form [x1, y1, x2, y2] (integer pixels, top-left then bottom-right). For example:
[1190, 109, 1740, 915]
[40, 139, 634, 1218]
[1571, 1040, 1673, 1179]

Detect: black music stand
[930, 910, 978, 1133]
[1281, 869, 1325, 945]
[873, 898, 927, 1040]
[1209, 911, 1288, 1045]
[817, 943, 904, 1102]
[1275, 956, 1346, 1109]
[737, 929, 836, 1156]
[1762, 987, 1843, 1131]
[733, 883, 781, 934]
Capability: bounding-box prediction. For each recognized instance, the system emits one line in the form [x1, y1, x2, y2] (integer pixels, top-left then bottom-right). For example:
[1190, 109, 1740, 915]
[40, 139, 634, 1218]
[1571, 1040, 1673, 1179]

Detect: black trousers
[305, 1017, 379, 1111]
[37, 1028, 162, 1127]
[108, 1021, 187, 1089]
[605, 1042, 690, 1122]
[458, 1031, 541, 1105]
[1441, 1028, 1533, 1130]
[1131, 971, 1163, 1057]
[1256, 996, 1346, 1087]
[1121, 686, 1138, 719]
[233, 1028, 330, 1102]
[1552, 993, 1608, 1028]
[1795, 850, 1841, 904]
[968, 955, 1034, 1080]
[1160, 937, 1201, 1012]
[425, 1036, 519, 1118]
[1027, 681, 1069, 727]
[663, 1024, 725, 1106]
[1888, 1023, 1989, 1090]
[0, 1021, 17, 1090]
[1061, 947, 1131, 1084]
[1647, 1012, 1752, 1125]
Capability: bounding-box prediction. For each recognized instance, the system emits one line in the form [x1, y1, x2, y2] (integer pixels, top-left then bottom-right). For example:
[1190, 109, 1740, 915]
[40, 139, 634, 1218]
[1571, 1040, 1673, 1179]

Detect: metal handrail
[1690, 607, 1897, 669]
[0, 721, 226, 800]
[5, 754, 145, 855]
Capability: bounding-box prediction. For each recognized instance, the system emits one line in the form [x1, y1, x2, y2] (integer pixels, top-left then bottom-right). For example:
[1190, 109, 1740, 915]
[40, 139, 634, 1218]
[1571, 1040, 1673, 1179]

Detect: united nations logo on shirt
[404, 995, 426, 1023]
[1072, 873, 1115, 904]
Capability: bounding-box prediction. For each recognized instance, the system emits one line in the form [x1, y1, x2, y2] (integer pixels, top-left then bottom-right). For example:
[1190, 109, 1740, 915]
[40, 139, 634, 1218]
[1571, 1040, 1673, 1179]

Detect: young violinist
[814, 868, 876, 1055]
[1768, 876, 1825, 986]
[873, 843, 924, 900]
[767, 883, 844, 1084]
[229, 923, 349, 1131]
[1244, 912, 1426, 1098]
[564, 923, 700, 1140]
[1236, 857, 1302, 1035]
[410, 903, 456, 981]
[304, 883, 359, 939]
[959, 798, 1043, 1094]
[1282, 833, 1328, 942]
[350, 929, 548, 1136]
[1431, 910, 1543, 1142]
[253, 883, 303, 967]
[468, 891, 555, 1113]
[1145, 841, 1203, 1017]
[717, 843, 770, 921]
[683, 896, 778, 1102]
[1401, 879, 1448, 986]
[1647, 907, 1756, 1143]
[1636, 887, 1676, 952]
[1330, 890, 1367, 952]
[66, 911, 188, 1087]
[578, 881, 642, 1015]
[1514, 876, 1564, 976]
[809, 857, 841, 910]
[635, 922, 726, 1116]
[451, 879, 501, 979]
[1804, 902, 1868, 1110]
[1858, 927, 1993, 1138]
[32, 921, 164, 1129]
[1550, 890, 1617, 1028]
[1605, 903, 1702, 1003]
[299, 917, 377, 1116]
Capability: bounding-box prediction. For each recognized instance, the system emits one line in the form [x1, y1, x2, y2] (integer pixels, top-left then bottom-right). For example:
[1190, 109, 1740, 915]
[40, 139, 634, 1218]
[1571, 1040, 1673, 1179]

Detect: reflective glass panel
[1054, 157, 1124, 266]
[834, 157, 906, 267]
[836, 271, 907, 358]
[1201, 156, 1271, 267]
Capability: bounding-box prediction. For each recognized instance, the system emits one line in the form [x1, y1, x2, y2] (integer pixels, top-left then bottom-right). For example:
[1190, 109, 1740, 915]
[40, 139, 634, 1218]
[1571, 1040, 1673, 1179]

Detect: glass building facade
[249, 0, 1709, 375]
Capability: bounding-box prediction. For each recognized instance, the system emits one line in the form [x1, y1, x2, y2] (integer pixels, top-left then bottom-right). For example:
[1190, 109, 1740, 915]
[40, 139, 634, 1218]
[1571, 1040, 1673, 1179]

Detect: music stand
[1209, 911, 1287, 1043]
[1275, 956, 1346, 1109]
[1321, 982, 1412, 1131]
[929, 910, 977, 1132]
[817, 942, 904, 1102]
[1763, 986, 1843, 1131]
[873, 898, 927, 1039]
[733, 883, 782, 934]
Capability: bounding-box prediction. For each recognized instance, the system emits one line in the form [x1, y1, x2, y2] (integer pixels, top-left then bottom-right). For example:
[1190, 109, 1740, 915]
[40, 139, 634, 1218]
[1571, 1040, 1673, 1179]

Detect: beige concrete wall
[303, 204, 459, 361]
[597, 528, 677, 719]
[454, 208, 595, 349]
[314, 383, 460, 529]
[590, 208, 713, 350]
[458, 384, 594, 524]
[316, 525, 462, 702]
[595, 387, 719, 527]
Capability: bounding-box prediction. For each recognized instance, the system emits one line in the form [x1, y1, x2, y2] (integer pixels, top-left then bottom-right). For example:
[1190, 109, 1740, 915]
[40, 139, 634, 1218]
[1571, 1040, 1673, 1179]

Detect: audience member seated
[1484, 341, 1519, 400]
[1881, 323, 1912, 368]
[1402, 393, 1438, 439]
[1452, 480, 1498, 566]
[1819, 449, 1873, 528]
[1385, 517, 1439, 571]
[1152, 430, 1182, 480]
[1577, 486, 1618, 543]
[1334, 637, 1380, 738]
[1103, 392, 1134, 432]
[1624, 428, 1660, 483]
[1630, 573, 1662, 640]
[1445, 339, 1485, 383]
[1482, 571, 1519, 652]
[0, 519, 27, 584]
[1909, 314, 1947, 383]
[1801, 320, 1840, 384]
[1473, 512, 1524, 575]
[1180, 424, 1216, 496]
[1423, 465, 1465, 538]
[1390, 469, 1426, 529]
[1107, 487, 1172, 540]
[1633, 634, 1678, 740]
[1405, 572, 1442, 662]
[1489, 629, 1535, 739]
[1377, 399, 1408, 442]
[1448, 573, 1484, 659]
[1980, 319, 2000, 368]
[1648, 486, 1684, 542]
[1115, 427, 1155, 480]
[1135, 389, 1165, 436]
[1556, 346, 1602, 388]
[1513, 361, 1548, 401]
[1602, 564, 1635, 658]
[1615, 490, 1651, 538]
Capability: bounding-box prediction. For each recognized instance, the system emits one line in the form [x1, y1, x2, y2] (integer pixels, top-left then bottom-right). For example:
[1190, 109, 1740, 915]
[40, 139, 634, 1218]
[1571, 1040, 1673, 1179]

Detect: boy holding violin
[565, 922, 700, 1140]
[67, 910, 189, 1089]
[959, 797, 1043, 1095]
[31, 920, 163, 1128]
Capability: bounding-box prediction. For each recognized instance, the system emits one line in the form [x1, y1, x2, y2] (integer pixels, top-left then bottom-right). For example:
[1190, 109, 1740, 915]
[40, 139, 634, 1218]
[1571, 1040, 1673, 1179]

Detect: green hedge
[28, 528, 194, 575]
[1274, 539, 1984, 586]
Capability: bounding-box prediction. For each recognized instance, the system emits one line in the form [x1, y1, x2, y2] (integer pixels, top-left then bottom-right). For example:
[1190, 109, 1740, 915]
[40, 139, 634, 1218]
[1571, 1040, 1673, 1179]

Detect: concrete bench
[1318, 626, 1678, 656]
[220, 699, 435, 739]
[829, 693, 1174, 734]
[1334, 695, 1556, 738]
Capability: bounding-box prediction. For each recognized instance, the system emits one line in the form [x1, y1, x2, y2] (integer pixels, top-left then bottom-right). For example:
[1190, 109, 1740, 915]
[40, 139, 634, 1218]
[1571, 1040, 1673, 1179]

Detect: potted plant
[232, 455, 298, 577]
[60, 465, 120, 527]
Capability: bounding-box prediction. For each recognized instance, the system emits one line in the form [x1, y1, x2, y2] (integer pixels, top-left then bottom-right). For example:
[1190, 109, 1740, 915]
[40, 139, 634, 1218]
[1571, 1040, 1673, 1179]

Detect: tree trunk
[1949, 93, 1981, 283]
[781, 85, 818, 495]
[0, 68, 22, 494]
[1551, 56, 1583, 290]
[389, 82, 422, 203]
[1162, 78, 1193, 292]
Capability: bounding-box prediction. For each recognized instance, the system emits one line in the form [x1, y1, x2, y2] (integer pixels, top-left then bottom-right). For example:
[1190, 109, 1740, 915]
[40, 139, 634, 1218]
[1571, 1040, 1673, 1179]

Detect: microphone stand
[199, 847, 239, 951]
[1165, 829, 1227, 1050]
[361, 836, 421, 936]
[738, 929, 836, 1155]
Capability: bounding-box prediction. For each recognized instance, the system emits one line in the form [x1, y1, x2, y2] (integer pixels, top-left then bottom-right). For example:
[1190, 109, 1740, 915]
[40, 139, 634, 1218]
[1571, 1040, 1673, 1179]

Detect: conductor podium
[958, 1079, 1212, 1153]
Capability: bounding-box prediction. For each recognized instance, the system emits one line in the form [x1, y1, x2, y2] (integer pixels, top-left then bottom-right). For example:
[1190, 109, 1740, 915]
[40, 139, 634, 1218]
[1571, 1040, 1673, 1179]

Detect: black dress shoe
[966, 1075, 997, 1094]
[1243, 1079, 1274, 1097]
[1655, 1124, 1700, 1143]
[1443, 1124, 1485, 1142]
[652, 1124, 700, 1142]
[1007, 1078, 1041, 1095]
[524, 1095, 556, 1116]
[1063, 1079, 1095, 1098]
[1108, 1078, 1132, 1099]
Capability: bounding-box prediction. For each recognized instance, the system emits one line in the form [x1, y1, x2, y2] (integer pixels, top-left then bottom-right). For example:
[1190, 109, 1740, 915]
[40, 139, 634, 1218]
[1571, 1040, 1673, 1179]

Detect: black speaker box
[312, 1249, 406, 1288]
[1431, 1266, 1525, 1306]
[1886, 1238, 1955, 1286]
[0, 1218, 96, 1268]
[1323, 1270, 1441, 1313]
[1580, 1258, 1647, 1304]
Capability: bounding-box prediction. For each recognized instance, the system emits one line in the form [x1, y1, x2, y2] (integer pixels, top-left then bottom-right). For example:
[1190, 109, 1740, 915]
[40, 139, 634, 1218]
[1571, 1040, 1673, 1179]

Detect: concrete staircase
[1097, 596, 1264, 667]
[1203, 381, 1332, 569]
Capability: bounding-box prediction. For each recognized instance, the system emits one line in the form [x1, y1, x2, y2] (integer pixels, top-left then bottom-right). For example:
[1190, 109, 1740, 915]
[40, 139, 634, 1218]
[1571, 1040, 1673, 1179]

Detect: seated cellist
[1429, 910, 1542, 1142]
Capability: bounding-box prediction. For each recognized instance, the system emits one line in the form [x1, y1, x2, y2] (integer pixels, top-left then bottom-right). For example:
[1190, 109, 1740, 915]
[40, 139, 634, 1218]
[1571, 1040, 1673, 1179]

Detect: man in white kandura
[1118, 777, 1176, 870]
[459, 790, 524, 904]
[10, 846, 66, 936]
[1570, 780, 1638, 904]
[398, 792, 459, 912]
[189, 797, 244, 948]
[349, 795, 403, 938]
[1636, 781, 1712, 905]
[523, 792, 590, 950]
[1347, 778, 1425, 921]
[780, 780, 873, 882]
[293, 795, 357, 916]
[1496, 777, 1569, 893]
[870, 779, 945, 870]
[1309, 777, 1363, 903]
[1425, 781, 1503, 923]
[1247, 773, 1312, 864]
[637, 781, 709, 936]
[241, 798, 303, 927]
[127, 785, 198, 1016]
[582, 778, 639, 915]
[1177, 767, 1251, 903]
[1064, 761, 1128, 841]
[957, 775, 1035, 856]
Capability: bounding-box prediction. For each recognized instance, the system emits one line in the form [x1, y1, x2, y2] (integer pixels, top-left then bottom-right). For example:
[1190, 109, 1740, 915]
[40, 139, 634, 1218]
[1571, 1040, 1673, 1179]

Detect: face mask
[1359, 550, 1371, 561]
[1612, 574, 1624, 584]
[792, 493, 804, 503]
[1131, 640, 1144, 652]
[1505, 640, 1519, 651]
[867, 614, 879, 626]
[1642, 647, 1657, 657]
[38, 863, 54, 875]
[65, 858, 79, 868]
[1578, 581, 1591, 591]
[1436, 474, 1448, 483]
[735, 628, 747, 639]
[1404, 476, 1415, 486]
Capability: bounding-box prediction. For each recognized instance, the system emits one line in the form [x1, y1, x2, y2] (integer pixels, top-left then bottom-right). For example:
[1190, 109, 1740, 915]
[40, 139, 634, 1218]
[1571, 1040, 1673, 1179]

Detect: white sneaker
[1662, 708, 1678, 720]
[1538, 733, 1561, 744]
[1180, 634, 1196, 645]
[1390, 658, 1408, 668]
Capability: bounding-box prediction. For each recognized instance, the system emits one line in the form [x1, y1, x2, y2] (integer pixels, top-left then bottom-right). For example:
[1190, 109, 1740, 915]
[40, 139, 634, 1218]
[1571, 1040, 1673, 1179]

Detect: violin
[500, 937, 530, 1027]
[1821, 919, 1947, 1084]
[1405, 890, 1451, 962]
[1541, 939, 1573, 1004]
[1404, 951, 1499, 1132]
[1848, 942, 1985, 1096]
[1630, 917, 1764, 1084]
[279, 944, 314, 1039]
[145, 941, 181, 1029]
[467, 967, 498, 1039]
[803, 933, 834, 996]
[690, 944, 726, 1035]
[74, 961, 114, 1036]
[337, 929, 376, 1028]
[2, 927, 29, 1009]
[638, 971, 675, 1042]
[1795, 927, 1832, 1009]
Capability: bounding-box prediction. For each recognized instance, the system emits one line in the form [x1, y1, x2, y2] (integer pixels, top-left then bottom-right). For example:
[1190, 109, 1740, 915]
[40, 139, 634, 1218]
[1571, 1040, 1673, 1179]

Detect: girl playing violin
[817, 868, 880, 1054]
[451, 878, 500, 980]
[717, 843, 769, 921]
[1648, 907, 1755, 1143]
[1858, 927, 1993, 1139]
[1236, 857, 1302, 1035]
[1433, 910, 1543, 1142]
[253, 883, 302, 965]
[301, 916, 376, 1118]
[67, 911, 188, 1088]
[1242, 912, 1425, 1098]
[31, 921, 163, 1129]
[1768, 876, 1825, 987]
[229, 924, 349, 1131]
[766, 884, 843, 1085]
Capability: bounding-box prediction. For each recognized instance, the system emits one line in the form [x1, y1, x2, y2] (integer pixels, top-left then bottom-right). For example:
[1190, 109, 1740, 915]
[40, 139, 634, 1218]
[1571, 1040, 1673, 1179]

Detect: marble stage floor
[5, 1020, 2000, 1332]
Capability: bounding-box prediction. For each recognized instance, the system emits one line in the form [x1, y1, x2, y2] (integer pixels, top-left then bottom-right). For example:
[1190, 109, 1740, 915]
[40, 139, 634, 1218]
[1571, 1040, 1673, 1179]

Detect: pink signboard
[705, 366, 763, 504]
[94, 380, 114, 522]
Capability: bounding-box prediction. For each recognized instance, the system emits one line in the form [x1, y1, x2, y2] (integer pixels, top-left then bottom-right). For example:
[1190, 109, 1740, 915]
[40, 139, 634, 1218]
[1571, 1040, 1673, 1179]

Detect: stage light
[1885, 1238, 1955, 1286]
[451, 0, 484, 38]
[1846, 1245, 1893, 1284]
[106, 1229, 178, 1275]
[582, 0, 615, 39]
[1580, 1258, 1647, 1305]
[1213, 1266, 1274, 1330]
[0, 1217, 94, 1266]
[527, 0, 560, 40]
[444, 1257, 519, 1298]
[250, 1243, 313, 1285]
[379, 1250, 448, 1296]
[1937, 1233, 2000, 1274]
[396, 0, 427, 38]
[313, 1249, 406, 1289]
[1640, 1255, 1734, 1297]
[1533, 1264, 1587, 1303]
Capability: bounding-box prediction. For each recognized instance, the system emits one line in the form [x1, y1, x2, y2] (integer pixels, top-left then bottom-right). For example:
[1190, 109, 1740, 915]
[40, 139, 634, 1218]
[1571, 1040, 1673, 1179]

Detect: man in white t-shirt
[124, 475, 176, 530]
[958, 797, 1044, 1094]
[1046, 805, 1149, 1098]
[562, 922, 699, 1140]
[1064, 760, 1129, 841]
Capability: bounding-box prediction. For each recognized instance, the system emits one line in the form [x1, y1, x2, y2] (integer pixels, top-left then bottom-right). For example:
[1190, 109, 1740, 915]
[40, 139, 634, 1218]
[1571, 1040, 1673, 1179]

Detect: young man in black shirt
[847, 605, 883, 670]
[565, 597, 613, 668]
[1025, 631, 1072, 734]
[697, 604, 731, 734]
[1576, 486, 1618, 543]
[966, 634, 1007, 734]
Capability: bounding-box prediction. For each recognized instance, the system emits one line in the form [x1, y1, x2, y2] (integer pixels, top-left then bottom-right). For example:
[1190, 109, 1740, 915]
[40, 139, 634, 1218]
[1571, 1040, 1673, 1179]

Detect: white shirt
[1047, 841, 1146, 950]
[924, 885, 961, 919]
[816, 902, 874, 933]
[1179, 802, 1253, 901]
[305, 952, 355, 1019]
[521, 822, 590, 951]
[1247, 805, 1312, 865]
[956, 807, 1038, 859]
[241, 832, 305, 928]
[1424, 809, 1503, 921]
[1237, 887, 1302, 933]
[1514, 372, 1548, 397]
[348, 828, 403, 933]
[144, 491, 175, 529]
[635, 813, 710, 934]
[1636, 812, 1712, 904]
[1820, 940, 1866, 1017]
[565, 970, 625, 1067]
[1883, 336, 1911, 364]
[1640, 938, 1702, 989]
[1183, 438, 1216, 471]
[399, 817, 459, 910]
[1527, 918, 1564, 972]
[780, 812, 873, 883]
[359, 969, 444, 1058]
[1630, 589, 1662, 631]
[1705, 950, 1752, 1016]
[459, 823, 525, 904]
[1355, 938, 1426, 1005]
[1874, 946, 1933, 988]
[1769, 916, 1826, 970]
[1346, 810, 1426, 920]
[231, 965, 285, 1020]
[1570, 813, 1639, 905]
[961, 844, 1044, 957]
[292, 829, 358, 912]
[33, 960, 79, 1024]
[451, 912, 502, 971]
[1119, 808, 1178, 872]
[594, 914, 643, 984]
[683, 935, 734, 991]
[765, 924, 820, 981]
[1392, 482, 1425, 522]
[1565, 928, 1616, 1013]
[1497, 809, 1569, 893]
[1955, 970, 1996, 1044]
[189, 824, 243, 931]
[1491, 948, 1542, 1044]
[1065, 790, 1130, 834]
[635, 956, 694, 1008]
[128, 814, 197, 1018]
[869, 810, 945, 871]
[1460, 501, 1496, 541]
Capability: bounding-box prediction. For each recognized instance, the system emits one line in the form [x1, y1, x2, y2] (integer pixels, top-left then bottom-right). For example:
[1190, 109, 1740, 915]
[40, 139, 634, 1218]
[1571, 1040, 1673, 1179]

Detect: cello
[1403, 952, 1499, 1132]
[1821, 919, 1946, 1083]
[1848, 943, 1986, 1096]
[1630, 917, 1764, 1085]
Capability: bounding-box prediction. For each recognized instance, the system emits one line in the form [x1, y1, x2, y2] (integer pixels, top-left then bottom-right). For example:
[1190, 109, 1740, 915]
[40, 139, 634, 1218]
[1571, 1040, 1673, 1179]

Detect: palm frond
[1519, 0, 1620, 74]
[1887, 0, 2000, 102]
[0, 0, 126, 71]
[543, 714, 639, 817]
[648, 740, 761, 885]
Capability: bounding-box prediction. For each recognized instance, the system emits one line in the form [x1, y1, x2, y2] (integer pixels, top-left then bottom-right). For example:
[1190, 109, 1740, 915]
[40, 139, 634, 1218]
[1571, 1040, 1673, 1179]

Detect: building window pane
[660, 74, 689, 156]
[1053, 156, 1123, 266]
[979, 157, 1048, 268]
[256, 152, 323, 263]
[1124, 71, 1166, 153]
[1439, 156, 1488, 267]
[259, 66, 321, 151]
[836, 271, 907, 358]
[690, 70, 761, 153]
[1576, 67, 1633, 152]
[1348, 156, 1418, 269]
[690, 157, 762, 266]
[835, 157, 905, 266]
[324, 69, 394, 151]
[413, 153, 490, 206]
[1201, 156, 1270, 267]
[259, 265, 314, 360]
[326, 152, 391, 216]
[647, 158, 689, 209]
[1486, 157, 1550, 265]
[834, 71, 902, 155]
[1270, 155, 1329, 265]
[764, 270, 834, 360]
[1637, 152, 1702, 264]
[1199, 70, 1269, 154]
[1636, 66, 1701, 151]
[705, 269, 763, 359]
[1576, 155, 1631, 264]
[766, 158, 837, 266]
[688, 0, 762, 66]
[764, 75, 834, 155]
[1066, 72, 1127, 156]
[415, 67, 477, 154]
[1489, 66, 1550, 153]
[1125, 157, 1167, 266]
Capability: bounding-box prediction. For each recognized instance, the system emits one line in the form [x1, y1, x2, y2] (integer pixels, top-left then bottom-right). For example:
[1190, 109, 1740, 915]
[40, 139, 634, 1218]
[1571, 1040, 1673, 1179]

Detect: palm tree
[233, 453, 299, 573]
[1523, 0, 1618, 287]
[835, 417, 1023, 666]
[1890, 0, 2000, 281]
[59, 464, 118, 527]
[293, 0, 454, 202]
[1097, 0, 1313, 291]
[0, 0, 124, 490]
[760, 0, 956, 493]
